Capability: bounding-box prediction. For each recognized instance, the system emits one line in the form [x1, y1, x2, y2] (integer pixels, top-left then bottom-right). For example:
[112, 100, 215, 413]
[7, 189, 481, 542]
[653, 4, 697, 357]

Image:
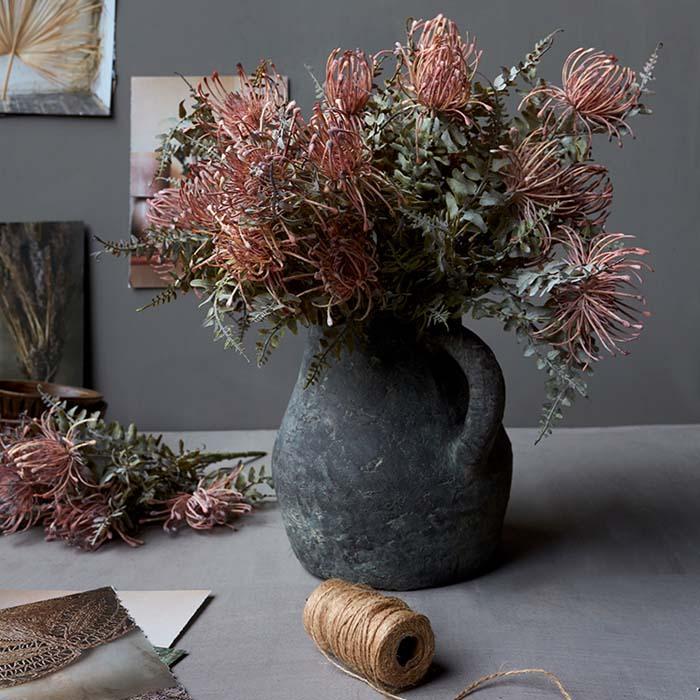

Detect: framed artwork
[0, 0, 116, 117]
[129, 73, 288, 288]
[0, 221, 84, 385]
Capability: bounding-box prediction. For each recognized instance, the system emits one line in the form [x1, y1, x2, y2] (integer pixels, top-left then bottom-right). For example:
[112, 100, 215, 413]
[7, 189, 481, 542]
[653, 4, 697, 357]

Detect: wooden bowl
[0, 380, 107, 423]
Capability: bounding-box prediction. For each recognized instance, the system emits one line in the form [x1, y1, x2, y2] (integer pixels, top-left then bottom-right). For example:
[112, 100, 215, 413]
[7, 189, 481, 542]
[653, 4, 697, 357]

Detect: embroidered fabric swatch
[0, 587, 134, 688]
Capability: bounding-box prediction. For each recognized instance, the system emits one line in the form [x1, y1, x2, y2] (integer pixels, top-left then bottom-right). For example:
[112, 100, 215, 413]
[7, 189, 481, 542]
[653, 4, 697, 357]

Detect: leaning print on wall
[129, 73, 288, 288]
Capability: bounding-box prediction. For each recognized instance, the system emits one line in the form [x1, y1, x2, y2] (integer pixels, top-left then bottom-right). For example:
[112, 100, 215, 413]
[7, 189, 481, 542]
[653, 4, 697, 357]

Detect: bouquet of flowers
[105, 15, 659, 438]
[0, 399, 270, 550]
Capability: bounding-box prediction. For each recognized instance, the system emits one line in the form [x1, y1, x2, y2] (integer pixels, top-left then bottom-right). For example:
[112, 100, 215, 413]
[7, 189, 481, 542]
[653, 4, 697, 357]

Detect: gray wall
[0, 0, 697, 431]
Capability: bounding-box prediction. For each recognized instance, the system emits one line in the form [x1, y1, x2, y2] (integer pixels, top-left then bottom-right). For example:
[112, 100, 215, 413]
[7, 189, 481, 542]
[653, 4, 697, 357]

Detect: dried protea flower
[537, 229, 651, 364]
[0, 465, 39, 534]
[152, 471, 252, 533]
[308, 105, 369, 182]
[310, 221, 379, 324]
[147, 187, 191, 231]
[204, 223, 299, 305]
[522, 48, 640, 144]
[325, 48, 374, 115]
[308, 105, 395, 229]
[45, 492, 142, 551]
[502, 131, 613, 244]
[200, 63, 287, 141]
[400, 14, 482, 120]
[5, 412, 96, 497]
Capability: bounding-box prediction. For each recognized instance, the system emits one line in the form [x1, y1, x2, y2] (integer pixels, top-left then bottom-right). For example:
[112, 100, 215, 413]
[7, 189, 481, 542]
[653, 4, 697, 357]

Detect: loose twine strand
[304, 579, 573, 700]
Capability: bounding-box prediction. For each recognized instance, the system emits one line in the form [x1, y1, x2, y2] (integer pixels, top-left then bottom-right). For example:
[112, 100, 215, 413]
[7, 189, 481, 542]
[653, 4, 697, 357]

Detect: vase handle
[437, 325, 506, 465]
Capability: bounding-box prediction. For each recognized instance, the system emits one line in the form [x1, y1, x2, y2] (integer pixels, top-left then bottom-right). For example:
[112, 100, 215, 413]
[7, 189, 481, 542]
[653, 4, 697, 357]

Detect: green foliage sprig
[0, 397, 270, 550]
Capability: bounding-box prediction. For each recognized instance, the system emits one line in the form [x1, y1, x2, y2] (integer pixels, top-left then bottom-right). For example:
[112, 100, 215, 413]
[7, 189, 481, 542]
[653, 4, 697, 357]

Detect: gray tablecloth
[1, 426, 698, 699]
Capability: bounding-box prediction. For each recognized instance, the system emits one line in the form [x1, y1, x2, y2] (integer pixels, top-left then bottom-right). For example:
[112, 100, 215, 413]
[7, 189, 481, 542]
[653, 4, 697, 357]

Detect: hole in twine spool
[304, 578, 575, 700]
[396, 636, 418, 667]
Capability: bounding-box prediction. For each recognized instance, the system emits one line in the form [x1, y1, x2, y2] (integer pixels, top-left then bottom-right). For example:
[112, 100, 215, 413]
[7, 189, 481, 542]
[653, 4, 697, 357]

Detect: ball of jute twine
[303, 579, 574, 700]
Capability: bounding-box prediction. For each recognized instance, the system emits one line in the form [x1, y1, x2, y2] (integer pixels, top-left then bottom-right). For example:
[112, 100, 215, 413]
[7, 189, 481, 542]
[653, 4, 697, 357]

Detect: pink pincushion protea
[325, 49, 374, 116]
[151, 471, 252, 533]
[400, 14, 482, 120]
[502, 131, 613, 245]
[0, 465, 39, 534]
[200, 65, 287, 141]
[5, 414, 96, 498]
[537, 229, 651, 364]
[310, 221, 379, 323]
[45, 492, 143, 551]
[522, 48, 640, 143]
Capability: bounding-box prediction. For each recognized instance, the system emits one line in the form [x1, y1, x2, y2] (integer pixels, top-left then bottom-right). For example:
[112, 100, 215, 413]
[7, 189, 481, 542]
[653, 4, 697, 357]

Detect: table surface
[1, 426, 699, 700]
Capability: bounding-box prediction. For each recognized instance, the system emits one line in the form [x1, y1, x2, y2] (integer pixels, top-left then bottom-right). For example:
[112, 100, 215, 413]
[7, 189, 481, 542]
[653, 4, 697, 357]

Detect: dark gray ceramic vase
[272, 317, 512, 590]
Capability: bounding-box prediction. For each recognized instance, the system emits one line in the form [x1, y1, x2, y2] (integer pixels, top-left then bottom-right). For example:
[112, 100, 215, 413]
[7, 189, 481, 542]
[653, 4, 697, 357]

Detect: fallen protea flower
[325, 48, 374, 116]
[400, 14, 482, 121]
[521, 48, 640, 144]
[537, 229, 651, 364]
[0, 462, 39, 534]
[150, 471, 252, 533]
[45, 492, 142, 551]
[5, 412, 96, 498]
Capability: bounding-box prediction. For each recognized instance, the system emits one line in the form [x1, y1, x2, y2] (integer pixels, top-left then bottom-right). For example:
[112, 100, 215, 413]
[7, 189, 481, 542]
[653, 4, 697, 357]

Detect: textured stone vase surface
[273, 318, 512, 590]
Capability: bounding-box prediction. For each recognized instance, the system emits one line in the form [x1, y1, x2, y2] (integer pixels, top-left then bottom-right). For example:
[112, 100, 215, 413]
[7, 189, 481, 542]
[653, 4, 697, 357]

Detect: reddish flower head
[153, 472, 252, 533]
[522, 48, 640, 144]
[400, 14, 481, 118]
[5, 413, 95, 498]
[537, 229, 651, 364]
[0, 465, 38, 534]
[502, 131, 613, 245]
[325, 48, 374, 115]
[45, 492, 142, 551]
[205, 223, 294, 304]
[199, 63, 287, 141]
[310, 221, 379, 324]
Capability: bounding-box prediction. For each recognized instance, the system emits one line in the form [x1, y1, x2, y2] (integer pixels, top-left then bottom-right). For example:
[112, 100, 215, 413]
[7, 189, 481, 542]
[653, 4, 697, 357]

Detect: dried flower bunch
[104, 16, 659, 437]
[0, 398, 270, 550]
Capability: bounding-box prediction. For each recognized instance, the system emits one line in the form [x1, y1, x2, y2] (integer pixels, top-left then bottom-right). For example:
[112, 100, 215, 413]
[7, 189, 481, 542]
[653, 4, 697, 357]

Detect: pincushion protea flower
[308, 106, 391, 229]
[502, 131, 612, 245]
[537, 229, 651, 364]
[45, 492, 143, 550]
[200, 64, 287, 141]
[310, 221, 379, 324]
[150, 471, 252, 533]
[522, 48, 640, 144]
[0, 464, 39, 534]
[400, 14, 483, 121]
[325, 48, 374, 116]
[5, 413, 95, 497]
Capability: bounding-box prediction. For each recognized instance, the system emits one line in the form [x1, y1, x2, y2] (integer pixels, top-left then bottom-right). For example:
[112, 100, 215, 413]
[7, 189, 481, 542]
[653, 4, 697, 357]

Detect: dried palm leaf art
[0, 588, 134, 688]
[0, 0, 101, 101]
